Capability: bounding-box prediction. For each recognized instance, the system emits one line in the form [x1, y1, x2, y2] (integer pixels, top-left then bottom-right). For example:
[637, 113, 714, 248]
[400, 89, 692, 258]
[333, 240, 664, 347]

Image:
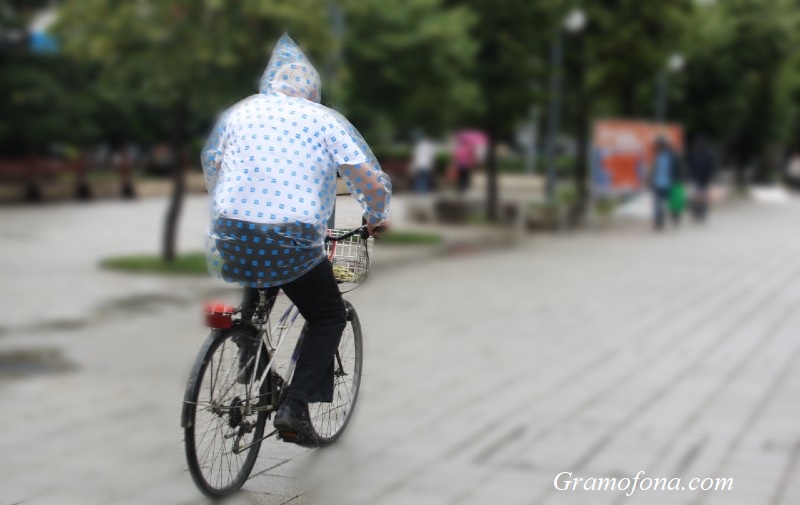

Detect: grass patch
[101, 252, 207, 275]
[378, 231, 443, 246]
[101, 232, 443, 276]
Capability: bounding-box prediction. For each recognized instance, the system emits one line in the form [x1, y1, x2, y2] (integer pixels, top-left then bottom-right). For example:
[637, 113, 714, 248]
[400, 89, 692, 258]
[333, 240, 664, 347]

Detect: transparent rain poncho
[201, 34, 391, 287]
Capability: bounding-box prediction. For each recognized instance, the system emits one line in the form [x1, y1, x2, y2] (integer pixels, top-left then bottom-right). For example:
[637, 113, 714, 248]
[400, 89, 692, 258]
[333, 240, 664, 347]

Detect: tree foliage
[446, 0, 555, 137]
[5, 0, 800, 185]
[54, 0, 332, 144]
[52, 0, 477, 146]
[576, 0, 692, 118]
[341, 0, 479, 140]
[679, 0, 798, 171]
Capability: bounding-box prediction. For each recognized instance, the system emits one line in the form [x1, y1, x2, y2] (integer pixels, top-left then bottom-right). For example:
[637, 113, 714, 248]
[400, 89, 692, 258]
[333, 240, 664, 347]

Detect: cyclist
[201, 34, 391, 445]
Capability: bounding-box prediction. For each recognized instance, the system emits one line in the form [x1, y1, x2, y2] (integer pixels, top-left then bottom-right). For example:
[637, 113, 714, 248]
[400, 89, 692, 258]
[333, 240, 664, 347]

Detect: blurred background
[3, 1, 800, 504]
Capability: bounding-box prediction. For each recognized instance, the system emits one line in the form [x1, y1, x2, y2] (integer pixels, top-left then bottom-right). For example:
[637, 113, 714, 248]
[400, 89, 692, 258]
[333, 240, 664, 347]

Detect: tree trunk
[25, 150, 41, 202]
[74, 150, 92, 201]
[483, 33, 499, 223]
[163, 160, 185, 262]
[162, 100, 188, 262]
[733, 148, 747, 192]
[120, 144, 136, 199]
[485, 138, 498, 222]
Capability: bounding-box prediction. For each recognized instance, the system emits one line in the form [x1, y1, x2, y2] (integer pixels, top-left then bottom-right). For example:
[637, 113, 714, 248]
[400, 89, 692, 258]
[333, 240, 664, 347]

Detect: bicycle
[181, 225, 374, 498]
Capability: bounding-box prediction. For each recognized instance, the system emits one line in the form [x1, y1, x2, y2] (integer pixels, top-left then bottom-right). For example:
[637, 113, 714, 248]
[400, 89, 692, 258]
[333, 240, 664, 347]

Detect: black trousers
[457, 165, 471, 193]
[241, 259, 346, 403]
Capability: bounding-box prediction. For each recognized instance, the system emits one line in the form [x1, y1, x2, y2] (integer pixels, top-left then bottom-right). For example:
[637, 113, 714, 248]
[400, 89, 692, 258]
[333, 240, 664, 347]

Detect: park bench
[0, 156, 135, 202]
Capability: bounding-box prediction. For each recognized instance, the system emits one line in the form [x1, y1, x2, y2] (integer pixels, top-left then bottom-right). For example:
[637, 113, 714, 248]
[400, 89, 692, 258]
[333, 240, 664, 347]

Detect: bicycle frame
[184, 225, 372, 495]
[190, 226, 371, 447]
[194, 292, 305, 454]
[239, 225, 372, 407]
[240, 291, 305, 415]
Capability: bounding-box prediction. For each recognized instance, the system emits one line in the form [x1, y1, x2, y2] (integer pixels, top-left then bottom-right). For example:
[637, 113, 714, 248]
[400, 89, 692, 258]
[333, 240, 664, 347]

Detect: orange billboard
[591, 120, 683, 193]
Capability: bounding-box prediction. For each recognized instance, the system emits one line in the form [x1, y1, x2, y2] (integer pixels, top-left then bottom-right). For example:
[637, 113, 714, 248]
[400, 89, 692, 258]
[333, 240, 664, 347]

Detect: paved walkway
[2, 194, 800, 504]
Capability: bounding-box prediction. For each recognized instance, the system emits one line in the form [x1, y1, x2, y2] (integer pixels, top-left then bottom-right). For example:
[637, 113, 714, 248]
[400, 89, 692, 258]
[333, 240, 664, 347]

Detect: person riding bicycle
[201, 34, 391, 445]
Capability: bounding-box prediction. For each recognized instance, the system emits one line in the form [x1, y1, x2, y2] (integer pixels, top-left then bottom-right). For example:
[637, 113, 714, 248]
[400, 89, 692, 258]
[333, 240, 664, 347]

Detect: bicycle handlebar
[325, 225, 385, 242]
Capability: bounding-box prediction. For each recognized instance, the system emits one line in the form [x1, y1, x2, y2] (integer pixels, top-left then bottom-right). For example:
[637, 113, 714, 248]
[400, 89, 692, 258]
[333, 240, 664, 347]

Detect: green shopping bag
[669, 184, 687, 214]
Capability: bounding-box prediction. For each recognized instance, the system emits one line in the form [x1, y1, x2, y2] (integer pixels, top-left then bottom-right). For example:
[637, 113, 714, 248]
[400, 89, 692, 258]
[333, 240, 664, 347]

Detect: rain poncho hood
[201, 34, 391, 289]
[259, 34, 321, 103]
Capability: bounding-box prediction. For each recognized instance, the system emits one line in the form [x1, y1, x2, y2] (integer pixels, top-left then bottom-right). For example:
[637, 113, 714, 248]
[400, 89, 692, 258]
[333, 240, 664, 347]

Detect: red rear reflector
[203, 301, 235, 329]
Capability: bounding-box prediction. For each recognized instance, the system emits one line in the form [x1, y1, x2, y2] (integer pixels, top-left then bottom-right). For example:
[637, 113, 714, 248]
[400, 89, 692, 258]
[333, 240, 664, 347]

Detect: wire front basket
[325, 228, 373, 291]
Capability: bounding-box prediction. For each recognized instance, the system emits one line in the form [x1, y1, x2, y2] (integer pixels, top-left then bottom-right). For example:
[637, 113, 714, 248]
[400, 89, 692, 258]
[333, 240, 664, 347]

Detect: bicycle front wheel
[307, 300, 363, 446]
[182, 326, 269, 498]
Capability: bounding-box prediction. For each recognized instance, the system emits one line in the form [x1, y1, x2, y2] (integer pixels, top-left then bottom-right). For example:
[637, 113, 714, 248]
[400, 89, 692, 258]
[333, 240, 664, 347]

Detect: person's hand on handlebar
[368, 220, 389, 238]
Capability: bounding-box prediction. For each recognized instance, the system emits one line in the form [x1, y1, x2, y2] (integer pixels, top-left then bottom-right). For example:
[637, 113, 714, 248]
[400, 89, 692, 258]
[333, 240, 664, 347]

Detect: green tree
[55, 0, 331, 260]
[55, 0, 477, 257]
[0, 53, 97, 154]
[1, 1, 97, 154]
[679, 0, 797, 186]
[340, 0, 479, 141]
[446, 0, 557, 220]
[561, 0, 692, 216]
[441, 0, 690, 220]
[577, 0, 692, 118]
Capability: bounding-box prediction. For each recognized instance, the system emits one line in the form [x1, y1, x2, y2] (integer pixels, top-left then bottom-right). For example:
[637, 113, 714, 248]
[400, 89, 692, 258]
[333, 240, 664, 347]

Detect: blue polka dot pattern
[209, 218, 322, 286]
[201, 34, 392, 288]
[259, 34, 321, 104]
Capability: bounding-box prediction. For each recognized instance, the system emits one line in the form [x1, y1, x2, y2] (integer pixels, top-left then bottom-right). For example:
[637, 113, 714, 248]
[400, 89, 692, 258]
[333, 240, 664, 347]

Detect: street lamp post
[655, 53, 685, 123]
[545, 8, 587, 202]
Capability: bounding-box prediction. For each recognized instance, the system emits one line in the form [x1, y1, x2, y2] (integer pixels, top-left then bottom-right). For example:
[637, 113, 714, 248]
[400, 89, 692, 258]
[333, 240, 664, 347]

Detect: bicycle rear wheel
[307, 300, 363, 446]
[182, 325, 269, 497]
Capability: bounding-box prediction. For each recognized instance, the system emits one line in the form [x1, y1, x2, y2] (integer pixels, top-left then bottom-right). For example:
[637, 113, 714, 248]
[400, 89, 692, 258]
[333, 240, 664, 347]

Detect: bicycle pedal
[277, 430, 299, 442]
[278, 429, 319, 448]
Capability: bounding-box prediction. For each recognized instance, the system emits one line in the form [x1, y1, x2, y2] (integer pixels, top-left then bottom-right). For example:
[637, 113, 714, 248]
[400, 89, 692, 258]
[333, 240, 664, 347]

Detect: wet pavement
[2, 192, 800, 504]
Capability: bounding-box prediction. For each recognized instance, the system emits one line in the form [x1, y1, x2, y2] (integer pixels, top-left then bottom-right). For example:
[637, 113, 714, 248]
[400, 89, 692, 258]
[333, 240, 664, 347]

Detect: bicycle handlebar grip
[361, 225, 386, 239]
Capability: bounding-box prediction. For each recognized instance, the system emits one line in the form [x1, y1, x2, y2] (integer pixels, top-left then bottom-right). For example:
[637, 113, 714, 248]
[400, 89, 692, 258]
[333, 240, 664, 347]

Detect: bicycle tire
[307, 300, 363, 446]
[182, 325, 269, 498]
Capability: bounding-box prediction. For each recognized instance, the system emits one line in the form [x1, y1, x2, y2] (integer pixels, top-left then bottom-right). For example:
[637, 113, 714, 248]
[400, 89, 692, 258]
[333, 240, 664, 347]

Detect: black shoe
[273, 405, 319, 448]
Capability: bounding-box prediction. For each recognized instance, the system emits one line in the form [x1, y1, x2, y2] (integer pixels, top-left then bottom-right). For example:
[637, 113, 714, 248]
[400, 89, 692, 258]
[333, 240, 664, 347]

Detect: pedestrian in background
[650, 136, 684, 230]
[410, 132, 436, 194]
[688, 135, 717, 222]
